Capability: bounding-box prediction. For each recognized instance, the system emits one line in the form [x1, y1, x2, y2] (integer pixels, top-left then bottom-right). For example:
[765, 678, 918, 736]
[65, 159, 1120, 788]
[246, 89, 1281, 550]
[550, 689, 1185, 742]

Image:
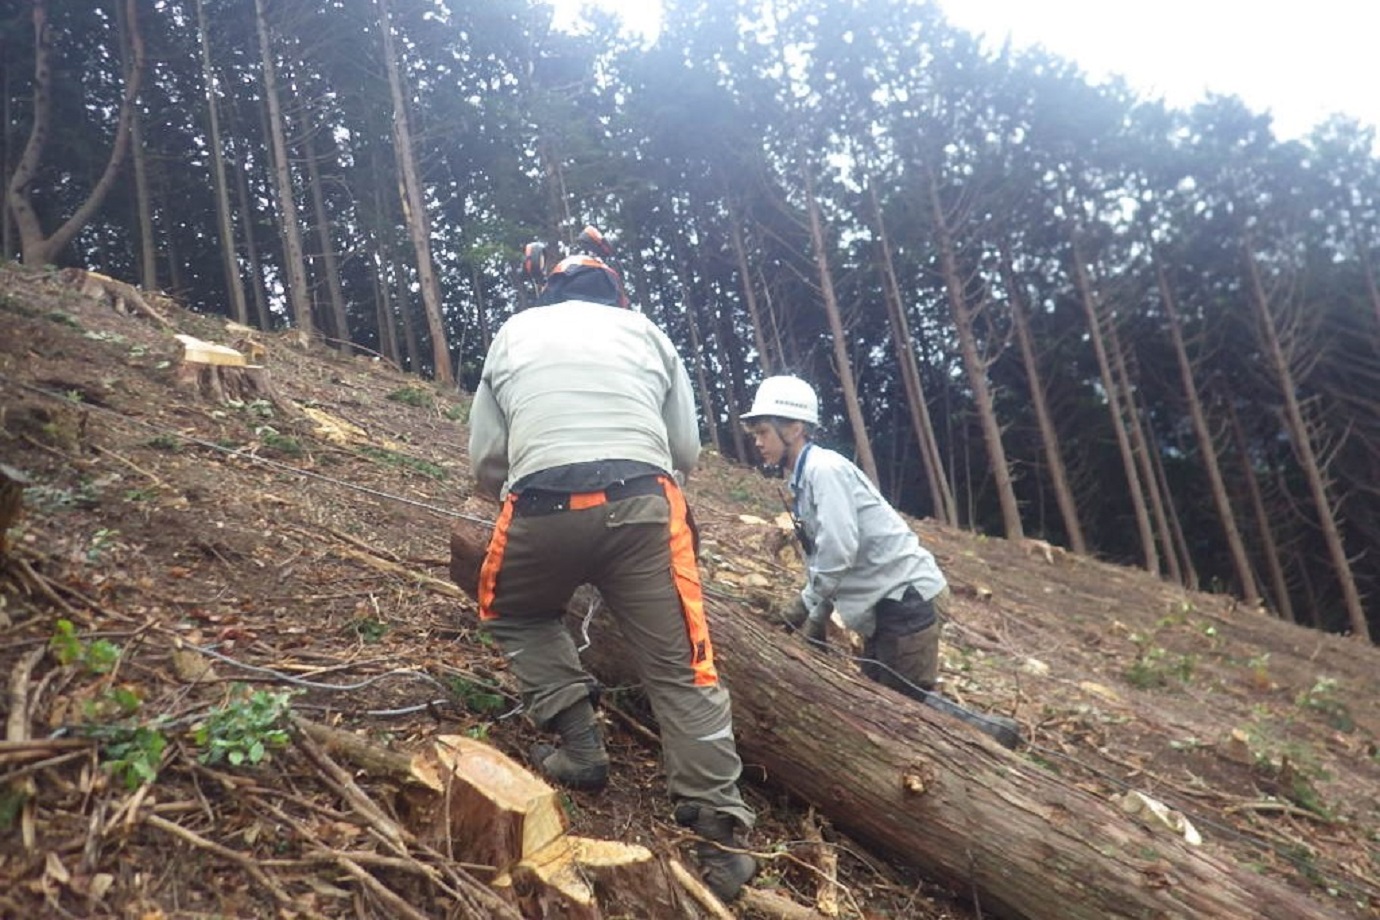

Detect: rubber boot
[530, 699, 609, 791]
[922, 692, 1023, 750]
[675, 804, 757, 903]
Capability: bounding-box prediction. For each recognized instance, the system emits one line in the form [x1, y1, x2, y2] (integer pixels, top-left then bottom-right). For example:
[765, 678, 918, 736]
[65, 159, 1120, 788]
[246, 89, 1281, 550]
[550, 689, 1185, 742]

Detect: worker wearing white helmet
[741, 376, 1020, 747]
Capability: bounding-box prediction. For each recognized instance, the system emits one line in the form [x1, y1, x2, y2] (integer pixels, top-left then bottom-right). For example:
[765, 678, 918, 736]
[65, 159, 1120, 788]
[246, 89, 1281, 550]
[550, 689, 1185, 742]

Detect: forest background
[4, 0, 1380, 642]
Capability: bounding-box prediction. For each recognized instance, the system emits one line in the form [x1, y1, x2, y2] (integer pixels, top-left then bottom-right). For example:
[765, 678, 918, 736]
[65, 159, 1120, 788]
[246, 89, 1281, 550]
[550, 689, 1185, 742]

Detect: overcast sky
[547, 0, 1379, 142]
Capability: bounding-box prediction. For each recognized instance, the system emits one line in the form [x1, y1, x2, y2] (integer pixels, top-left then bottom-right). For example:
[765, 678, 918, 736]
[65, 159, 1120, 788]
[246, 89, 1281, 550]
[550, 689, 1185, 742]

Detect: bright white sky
[548, 0, 1380, 142]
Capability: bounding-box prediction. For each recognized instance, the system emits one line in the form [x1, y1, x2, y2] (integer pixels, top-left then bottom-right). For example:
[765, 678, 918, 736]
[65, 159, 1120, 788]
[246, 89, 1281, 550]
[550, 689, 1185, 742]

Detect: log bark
[450, 527, 1344, 920]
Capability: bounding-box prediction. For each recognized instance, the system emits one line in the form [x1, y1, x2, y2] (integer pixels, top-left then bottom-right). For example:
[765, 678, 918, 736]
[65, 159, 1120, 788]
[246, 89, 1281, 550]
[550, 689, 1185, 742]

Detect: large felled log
[450, 527, 1342, 920]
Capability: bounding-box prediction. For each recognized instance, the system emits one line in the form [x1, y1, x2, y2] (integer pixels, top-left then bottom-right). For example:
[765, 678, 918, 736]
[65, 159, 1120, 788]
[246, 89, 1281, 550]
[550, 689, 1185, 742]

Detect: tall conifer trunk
[871, 183, 956, 525]
[1070, 234, 1156, 573]
[802, 161, 879, 483]
[377, 0, 452, 382]
[196, 0, 248, 325]
[925, 169, 1021, 538]
[1155, 259, 1257, 603]
[1242, 246, 1369, 640]
[254, 0, 312, 341]
[1001, 244, 1085, 552]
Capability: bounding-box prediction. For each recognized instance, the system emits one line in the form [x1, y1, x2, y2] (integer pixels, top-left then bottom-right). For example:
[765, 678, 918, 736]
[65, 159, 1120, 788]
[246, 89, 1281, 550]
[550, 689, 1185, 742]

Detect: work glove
[771, 596, 810, 630]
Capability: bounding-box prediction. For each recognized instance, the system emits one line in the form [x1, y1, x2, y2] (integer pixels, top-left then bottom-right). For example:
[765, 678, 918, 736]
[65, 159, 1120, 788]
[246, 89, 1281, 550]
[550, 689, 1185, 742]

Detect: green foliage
[49, 619, 121, 674]
[447, 676, 507, 714]
[86, 527, 121, 562]
[1296, 678, 1354, 732]
[194, 688, 295, 767]
[95, 723, 168, 789]
[351, 617, 388, 643]
[0, 786, 28, 829]
[1123, 635, 1195, 690]
[45, 311, 82, 329]
[145, 434, 181, 452]
[358, 445, 447, 479]
[256, 427, 302, 457]
[24, 480, 100, 512]
[386, 386, 432, 408]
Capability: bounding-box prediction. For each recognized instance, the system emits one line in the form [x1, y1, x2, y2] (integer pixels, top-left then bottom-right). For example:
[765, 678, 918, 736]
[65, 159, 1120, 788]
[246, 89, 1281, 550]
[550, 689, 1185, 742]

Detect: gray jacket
[791, 443, 947, 636]
[468, 300, 700, 498]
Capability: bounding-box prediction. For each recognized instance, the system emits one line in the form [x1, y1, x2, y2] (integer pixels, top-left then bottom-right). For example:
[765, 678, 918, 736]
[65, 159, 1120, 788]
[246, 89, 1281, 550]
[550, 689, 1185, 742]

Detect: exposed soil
[1, 264, 1377, 919]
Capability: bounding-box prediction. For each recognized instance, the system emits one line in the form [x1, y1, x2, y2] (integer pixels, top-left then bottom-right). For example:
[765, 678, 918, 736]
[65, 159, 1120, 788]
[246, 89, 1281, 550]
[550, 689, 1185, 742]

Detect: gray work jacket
[468, 299, 699, 499]
[791, 443, 947, 637]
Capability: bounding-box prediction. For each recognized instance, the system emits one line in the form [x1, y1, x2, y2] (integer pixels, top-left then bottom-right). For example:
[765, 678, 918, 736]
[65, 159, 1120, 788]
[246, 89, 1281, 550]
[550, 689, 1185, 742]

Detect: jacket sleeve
[659, 332, 701, 477]
[467, 350, 510, 500]
[800, 465, 859, 622]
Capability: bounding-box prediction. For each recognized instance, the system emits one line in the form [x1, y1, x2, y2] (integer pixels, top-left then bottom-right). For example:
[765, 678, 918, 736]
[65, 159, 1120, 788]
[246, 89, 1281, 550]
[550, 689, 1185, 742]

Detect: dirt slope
[1, 264, 1377, 919]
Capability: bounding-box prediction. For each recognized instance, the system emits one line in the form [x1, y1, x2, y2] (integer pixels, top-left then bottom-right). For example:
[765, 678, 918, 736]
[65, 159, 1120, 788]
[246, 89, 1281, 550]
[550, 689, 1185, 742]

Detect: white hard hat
[741, 376, 819, 426]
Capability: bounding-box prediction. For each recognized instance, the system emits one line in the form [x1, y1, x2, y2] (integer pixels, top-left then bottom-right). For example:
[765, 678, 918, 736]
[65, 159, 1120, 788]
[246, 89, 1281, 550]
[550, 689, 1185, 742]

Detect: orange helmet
[538, 254, 630, 308]
[523, 226, 630, 308]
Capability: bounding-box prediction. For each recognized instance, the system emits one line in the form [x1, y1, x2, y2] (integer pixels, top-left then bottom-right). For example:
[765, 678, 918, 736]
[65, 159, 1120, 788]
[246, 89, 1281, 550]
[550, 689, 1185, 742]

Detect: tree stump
[172, 334, 296, 416]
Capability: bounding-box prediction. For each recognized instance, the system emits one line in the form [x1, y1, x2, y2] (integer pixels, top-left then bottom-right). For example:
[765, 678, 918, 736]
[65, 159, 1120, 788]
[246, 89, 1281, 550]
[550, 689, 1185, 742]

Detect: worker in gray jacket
[741, 375, 1021, 748]
[468, 234, 756, 902]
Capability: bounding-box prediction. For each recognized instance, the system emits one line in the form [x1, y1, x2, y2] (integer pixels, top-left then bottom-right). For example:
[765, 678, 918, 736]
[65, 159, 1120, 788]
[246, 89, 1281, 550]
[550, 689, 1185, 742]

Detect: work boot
[922, 692, 1023, 750]
[675, 804, 757, 903]
[530, 699, 609, 791]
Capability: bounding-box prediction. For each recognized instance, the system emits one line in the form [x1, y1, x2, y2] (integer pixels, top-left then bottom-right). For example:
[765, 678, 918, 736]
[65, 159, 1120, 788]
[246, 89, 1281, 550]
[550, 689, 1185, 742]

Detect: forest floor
[1, 263, 1378, 920]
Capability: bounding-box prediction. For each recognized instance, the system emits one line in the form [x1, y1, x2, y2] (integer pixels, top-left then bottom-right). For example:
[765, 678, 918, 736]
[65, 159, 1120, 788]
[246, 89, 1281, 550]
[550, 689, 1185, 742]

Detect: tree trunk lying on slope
[451, 523, 1340, 920]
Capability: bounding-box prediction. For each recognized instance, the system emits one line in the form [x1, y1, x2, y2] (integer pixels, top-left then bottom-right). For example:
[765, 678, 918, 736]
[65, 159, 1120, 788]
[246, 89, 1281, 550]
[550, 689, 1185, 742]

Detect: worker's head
[741, 376, 818, 469]
[537, 254, 631, 308]
[523, 227, 631, 309]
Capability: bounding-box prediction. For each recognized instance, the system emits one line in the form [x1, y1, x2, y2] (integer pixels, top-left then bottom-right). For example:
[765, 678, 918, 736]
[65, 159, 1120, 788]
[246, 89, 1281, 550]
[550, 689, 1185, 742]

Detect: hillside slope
[1, 264, 1377, 919]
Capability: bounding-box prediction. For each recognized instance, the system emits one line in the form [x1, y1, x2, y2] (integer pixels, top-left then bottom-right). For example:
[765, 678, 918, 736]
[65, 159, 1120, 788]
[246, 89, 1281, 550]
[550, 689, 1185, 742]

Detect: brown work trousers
[477, 475, 752, 827]
[861, 585, 950, 699]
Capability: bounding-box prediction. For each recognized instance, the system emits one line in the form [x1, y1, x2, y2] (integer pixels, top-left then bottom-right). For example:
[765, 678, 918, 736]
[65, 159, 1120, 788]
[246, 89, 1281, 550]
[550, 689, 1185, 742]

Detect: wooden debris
[294, 718, 441, 791]
[0, 462, 28, 563]
[56, 267, 172, 329]
[801, 808, 839, 917]
[425, 734, 565, 876]
[501, 836, 689, 920]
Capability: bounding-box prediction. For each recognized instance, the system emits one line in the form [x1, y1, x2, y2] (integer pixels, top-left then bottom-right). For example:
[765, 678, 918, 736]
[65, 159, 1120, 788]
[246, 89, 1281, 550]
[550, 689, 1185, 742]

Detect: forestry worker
[467, 245, 757, 902]
[742, 375, 1021, 749]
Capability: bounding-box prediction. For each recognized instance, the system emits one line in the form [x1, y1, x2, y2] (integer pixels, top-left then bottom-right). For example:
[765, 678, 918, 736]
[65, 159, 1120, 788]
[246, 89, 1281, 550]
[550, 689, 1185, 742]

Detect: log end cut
[432, 734, 566, 874]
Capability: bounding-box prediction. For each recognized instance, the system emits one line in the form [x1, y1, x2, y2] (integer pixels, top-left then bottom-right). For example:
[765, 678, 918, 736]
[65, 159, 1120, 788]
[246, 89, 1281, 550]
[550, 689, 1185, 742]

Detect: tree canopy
[4, 0, 1379, 641]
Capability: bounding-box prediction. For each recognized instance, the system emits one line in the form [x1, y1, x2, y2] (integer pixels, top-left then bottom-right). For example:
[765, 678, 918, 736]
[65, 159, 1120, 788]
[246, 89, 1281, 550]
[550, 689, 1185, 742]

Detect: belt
[511, 475, 665, 518]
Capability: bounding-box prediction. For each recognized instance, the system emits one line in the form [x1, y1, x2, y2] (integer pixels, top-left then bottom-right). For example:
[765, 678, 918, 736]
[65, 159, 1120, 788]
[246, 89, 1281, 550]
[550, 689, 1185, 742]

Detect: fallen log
[450, 524, 1343, 920]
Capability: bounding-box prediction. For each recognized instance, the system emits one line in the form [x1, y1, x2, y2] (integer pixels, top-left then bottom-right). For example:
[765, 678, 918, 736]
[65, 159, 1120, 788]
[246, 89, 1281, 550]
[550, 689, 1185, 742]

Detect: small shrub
[45, 311, 82, 329]
[359, 445, 446, 480]
[194, 687, 295, 767]
[86, 527, 121, 562]
[1297, 678, 1354, 732]
[49, 619, 121, 674]
[256, 427, 302, 457]
[24, 480, 101, 512]
[448, 676, 507, 714]
[444, 402, 469, 422]
[351, 617, 388, 643]
[386, 386, 432, 408]
[91, 722, 168, 789]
